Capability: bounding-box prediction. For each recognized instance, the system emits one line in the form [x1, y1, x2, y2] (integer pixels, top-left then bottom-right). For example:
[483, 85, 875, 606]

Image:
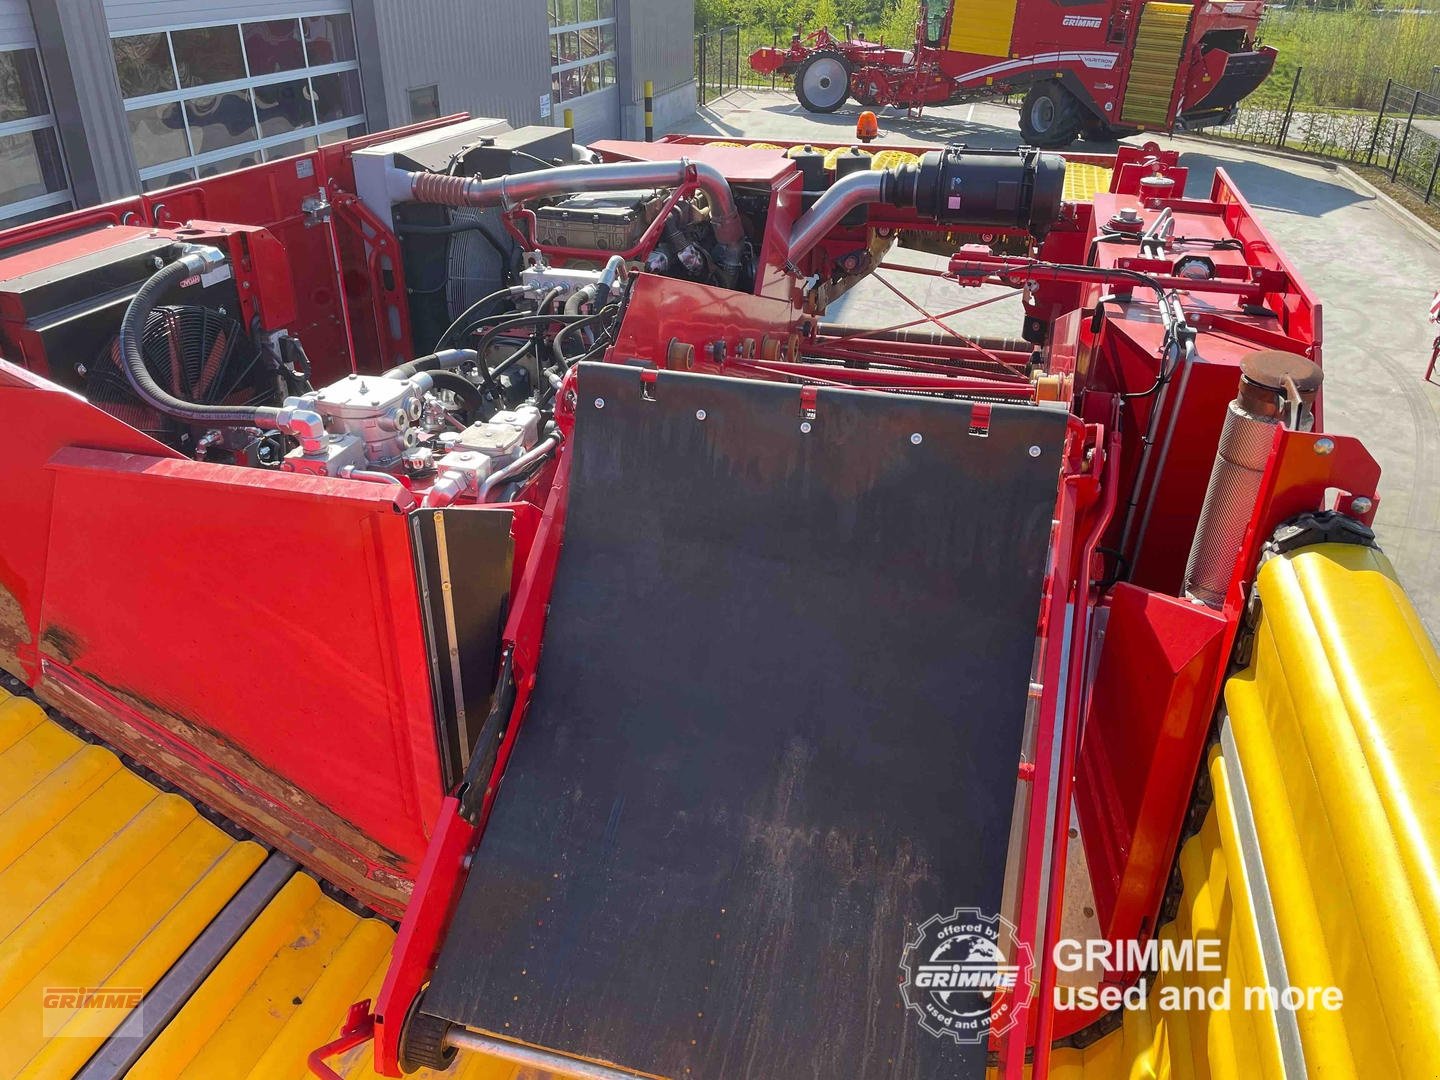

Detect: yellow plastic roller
[870, 150, 920, 170]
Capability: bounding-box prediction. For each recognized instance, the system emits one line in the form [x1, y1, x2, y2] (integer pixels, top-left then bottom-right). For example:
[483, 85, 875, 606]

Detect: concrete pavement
[679, 90, 1440, 639]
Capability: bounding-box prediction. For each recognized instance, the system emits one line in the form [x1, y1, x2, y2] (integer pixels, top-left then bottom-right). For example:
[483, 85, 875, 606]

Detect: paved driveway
[678, 91, 1440, 639]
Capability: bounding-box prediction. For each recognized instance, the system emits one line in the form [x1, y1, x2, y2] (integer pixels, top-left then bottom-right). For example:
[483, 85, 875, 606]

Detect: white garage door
[102, 4, 367, 189]
[0, 2, 73, 228]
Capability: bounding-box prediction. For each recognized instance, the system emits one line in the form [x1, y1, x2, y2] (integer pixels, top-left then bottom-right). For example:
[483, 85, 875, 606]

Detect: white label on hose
[200, 264, 234, 289]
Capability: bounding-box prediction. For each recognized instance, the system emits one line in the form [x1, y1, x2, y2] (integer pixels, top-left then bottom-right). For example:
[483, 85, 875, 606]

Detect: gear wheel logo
[899, 907, 1036, 1043]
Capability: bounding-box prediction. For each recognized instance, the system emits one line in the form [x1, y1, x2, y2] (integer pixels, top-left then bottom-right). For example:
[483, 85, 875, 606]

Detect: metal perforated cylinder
[1183, 350, 1323, 607]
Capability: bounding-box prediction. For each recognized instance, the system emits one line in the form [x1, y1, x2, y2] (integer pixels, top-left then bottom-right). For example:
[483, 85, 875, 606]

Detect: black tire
[399, 1001, 457, 1073]
[1082, 120, 1121, 144]
[795, 49, 852, 113]
[1019, 81, 1085, 148]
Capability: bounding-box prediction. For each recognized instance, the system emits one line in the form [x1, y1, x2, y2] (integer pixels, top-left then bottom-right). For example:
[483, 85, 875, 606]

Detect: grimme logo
[41, 986, 143, 1037]
[899, 908, 1034, 1043]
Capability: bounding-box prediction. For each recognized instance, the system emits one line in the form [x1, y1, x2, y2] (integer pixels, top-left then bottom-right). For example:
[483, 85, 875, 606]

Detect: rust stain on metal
[35, 655, 414, 917]
[0, 582, 32, 673]
[39, 623, 81, 664]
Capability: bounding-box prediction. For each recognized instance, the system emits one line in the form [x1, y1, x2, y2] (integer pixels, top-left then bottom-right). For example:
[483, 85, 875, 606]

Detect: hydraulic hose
[118, 246, 286, 429]
[433, 285, 523, 352]
[383, 348, 478, 380]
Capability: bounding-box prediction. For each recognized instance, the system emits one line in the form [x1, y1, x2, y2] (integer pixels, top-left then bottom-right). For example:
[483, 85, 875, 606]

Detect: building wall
[353, 0, 551, 134]
[13, 0, 696, 223]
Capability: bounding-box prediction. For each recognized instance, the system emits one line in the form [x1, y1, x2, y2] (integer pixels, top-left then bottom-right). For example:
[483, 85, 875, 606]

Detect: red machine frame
[0, 121, 1384, 1079]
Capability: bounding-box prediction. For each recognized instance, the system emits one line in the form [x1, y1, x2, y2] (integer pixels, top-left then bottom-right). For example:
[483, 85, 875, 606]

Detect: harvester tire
[1019, 81, 1084, 148]
[399, 1001, 457, 1072]
[796, 49, 852, 113]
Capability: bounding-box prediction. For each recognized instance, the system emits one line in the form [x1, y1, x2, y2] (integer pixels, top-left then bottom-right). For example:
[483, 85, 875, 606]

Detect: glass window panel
[0, 127, 66, 204]
[409, 84, 440, 122]
[561, 0, 579, 24]
[184, 90, 257, 153]
[317, 123, 365, 146]
[110, 34, 176, 99]
[254, 77, 313, 137]
[198, 152, 258, 177]
[580, 63, 600, 96]
[558, 67, 579, 101]
[312, 70, 363, 124]
[578, 0, 599, 21]
[561, 32, 579, 62]
[243, 20, 305, 76]
[265, 135, 318, 160]
[548, 0, 559, 27]
[126, 102, 190, 169]
[598, 0, 614, 17]
[599, 25, 616, 54]
[303, 14, 357, 65]
[1, 199, 72, 230]
[0, 49, 51, 123]
[551, 70, 563, 102]
[172, 25, 246, 89]
[601, 58, 615, 88]
[579, 28, 599, 59]
[143, 169, 195, 192]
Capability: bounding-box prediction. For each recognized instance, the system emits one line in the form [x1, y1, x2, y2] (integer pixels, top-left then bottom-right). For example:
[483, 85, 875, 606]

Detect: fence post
[644, 80, 654, 141]
[698, 34, 706, 106]
[1367, 77, 1393, 164]
[732, 24, 739, 93]
[1278, 66, 1302, 149]
[1426, 144, 1440, 204]
[1392, 89, 1421, 184]
[771, 29, 778, 91]
[718, 27, 726, 95]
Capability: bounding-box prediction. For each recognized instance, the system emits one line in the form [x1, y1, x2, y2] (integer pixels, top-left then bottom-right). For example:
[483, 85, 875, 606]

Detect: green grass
[1253, 7, 1440, 109]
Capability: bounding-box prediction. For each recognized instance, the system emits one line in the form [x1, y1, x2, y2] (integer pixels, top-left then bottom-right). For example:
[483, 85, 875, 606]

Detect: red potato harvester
[751, 0, 1275, 146]
[0, 112, 1433, 1080]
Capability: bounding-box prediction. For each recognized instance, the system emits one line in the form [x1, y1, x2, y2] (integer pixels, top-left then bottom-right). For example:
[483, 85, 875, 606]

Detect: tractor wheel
[796, 49, 852, 113]
[1019, 81, 1085, 148]
[399, 1000, 457, 1073]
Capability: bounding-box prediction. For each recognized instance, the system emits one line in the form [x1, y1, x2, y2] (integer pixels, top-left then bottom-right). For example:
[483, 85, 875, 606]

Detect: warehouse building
[0, 0, 697, 228]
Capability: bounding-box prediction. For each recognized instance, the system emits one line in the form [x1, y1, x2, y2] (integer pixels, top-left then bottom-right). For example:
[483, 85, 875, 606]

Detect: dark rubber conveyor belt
[425, 363, 1068, 1079]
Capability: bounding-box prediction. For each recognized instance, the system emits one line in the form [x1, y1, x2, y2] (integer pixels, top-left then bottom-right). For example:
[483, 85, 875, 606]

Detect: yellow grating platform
[1061, 163, 1115, 203]
[0, 687, 507, 1079]
[1120, 2, 1193, 128]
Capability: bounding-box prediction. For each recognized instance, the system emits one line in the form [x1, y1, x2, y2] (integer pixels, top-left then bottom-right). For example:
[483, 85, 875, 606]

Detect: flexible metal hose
[117, 248, 285, 428]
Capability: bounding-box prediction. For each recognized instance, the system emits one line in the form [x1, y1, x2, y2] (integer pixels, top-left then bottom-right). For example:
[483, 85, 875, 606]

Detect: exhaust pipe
[395, 158, 745, 286]
[1183, 349, 1323, 608]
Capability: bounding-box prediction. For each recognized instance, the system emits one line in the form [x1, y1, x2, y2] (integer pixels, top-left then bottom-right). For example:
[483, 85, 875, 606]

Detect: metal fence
[1213, 68, 1440, 204]
[694, 24, 742, 106]
[695, 25, 798, 105]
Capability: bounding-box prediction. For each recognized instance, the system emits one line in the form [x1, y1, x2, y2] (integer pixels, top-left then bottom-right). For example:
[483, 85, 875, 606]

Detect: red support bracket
[308, 1000, 376, 1080]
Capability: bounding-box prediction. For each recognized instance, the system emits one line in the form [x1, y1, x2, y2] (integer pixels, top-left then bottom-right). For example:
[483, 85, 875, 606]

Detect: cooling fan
[87, 305, 282, 448]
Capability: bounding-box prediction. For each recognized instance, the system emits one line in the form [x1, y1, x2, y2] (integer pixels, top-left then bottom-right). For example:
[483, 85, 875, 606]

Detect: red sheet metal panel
[0, 381, 442, 915]
[1076, 582, 1228, 948]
